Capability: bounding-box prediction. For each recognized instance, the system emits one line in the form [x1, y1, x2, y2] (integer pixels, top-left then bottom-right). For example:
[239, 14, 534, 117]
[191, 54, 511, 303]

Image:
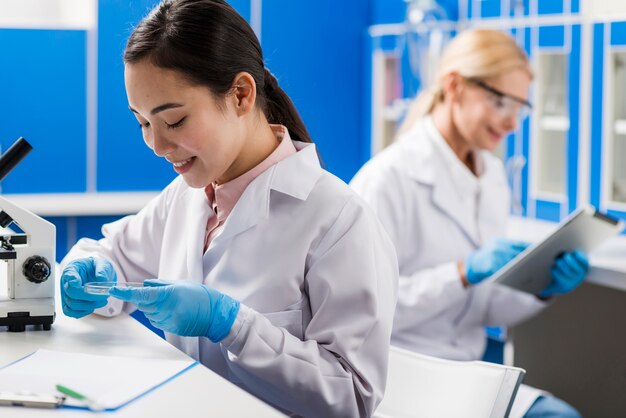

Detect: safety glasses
[466, 78, 532, 121]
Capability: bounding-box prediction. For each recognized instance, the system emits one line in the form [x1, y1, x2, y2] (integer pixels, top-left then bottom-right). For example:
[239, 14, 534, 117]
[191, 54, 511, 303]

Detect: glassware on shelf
[613, 53, 626, 122]
[404, 0, 451, 93]
[536, 129, 566, 195]
[609, 52, 626, 204]
[612, 133, 626, 204]
[540, 54, 568, 117]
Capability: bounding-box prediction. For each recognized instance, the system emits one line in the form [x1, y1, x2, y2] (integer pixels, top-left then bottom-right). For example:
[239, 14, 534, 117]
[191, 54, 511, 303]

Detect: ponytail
[262, 69, 312, 143]
[398, 87, 443, 135]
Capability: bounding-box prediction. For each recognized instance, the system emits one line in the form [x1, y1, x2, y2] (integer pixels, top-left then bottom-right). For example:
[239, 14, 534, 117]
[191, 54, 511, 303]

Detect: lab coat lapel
[409, 117, 481, 246]
[176, 187, 208, 361]
[430, 157, 481, 246]
[206, 141, 322, 251]
[185, 187, 211, 283]
[208, 169, 272, 249]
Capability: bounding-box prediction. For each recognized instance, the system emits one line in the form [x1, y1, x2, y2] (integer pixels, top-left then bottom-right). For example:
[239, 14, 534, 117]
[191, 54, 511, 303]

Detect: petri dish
[84, 281, 144, 295]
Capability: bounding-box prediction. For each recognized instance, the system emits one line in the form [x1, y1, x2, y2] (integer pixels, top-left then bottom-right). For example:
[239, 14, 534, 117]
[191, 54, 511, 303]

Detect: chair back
[374, 346, 525, 418]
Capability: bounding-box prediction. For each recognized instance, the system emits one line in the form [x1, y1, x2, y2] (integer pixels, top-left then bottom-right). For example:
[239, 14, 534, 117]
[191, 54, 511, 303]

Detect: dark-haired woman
[59, 1, 398, 417]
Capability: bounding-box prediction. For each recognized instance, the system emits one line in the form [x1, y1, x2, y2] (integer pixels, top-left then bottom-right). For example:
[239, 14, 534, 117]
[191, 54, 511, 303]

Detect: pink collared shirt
[204, 125, 297, 251]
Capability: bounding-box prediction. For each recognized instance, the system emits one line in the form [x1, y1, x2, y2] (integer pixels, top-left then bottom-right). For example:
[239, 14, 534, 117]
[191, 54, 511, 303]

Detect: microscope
[0, 137, 55, 332]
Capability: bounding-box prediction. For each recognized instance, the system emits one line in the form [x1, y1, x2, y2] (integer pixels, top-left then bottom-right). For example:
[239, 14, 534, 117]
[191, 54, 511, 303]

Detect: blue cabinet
[480, 0, 501, 18]
[524, 24, 581, 221]
[0, 29, 87, 193]
[590, 21, 626, 225]
[537, 0, 565, 15]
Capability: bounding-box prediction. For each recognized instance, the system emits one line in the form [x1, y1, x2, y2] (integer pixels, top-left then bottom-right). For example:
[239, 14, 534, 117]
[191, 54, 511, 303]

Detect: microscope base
[0, 313, 55, 332]
[0, 298, 55, 332]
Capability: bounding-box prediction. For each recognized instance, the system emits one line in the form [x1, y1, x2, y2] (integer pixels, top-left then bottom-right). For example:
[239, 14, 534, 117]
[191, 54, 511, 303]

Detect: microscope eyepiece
[0, 137, 32, 183]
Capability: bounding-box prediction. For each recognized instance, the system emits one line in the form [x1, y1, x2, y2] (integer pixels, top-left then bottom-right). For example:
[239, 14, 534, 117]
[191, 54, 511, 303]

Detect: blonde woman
[351, 29, 586, 418]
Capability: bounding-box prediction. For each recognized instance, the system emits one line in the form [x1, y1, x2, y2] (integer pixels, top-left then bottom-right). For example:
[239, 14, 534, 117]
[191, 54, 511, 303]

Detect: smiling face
[452, 68, 532, 152]
[124, 60, 248, 188]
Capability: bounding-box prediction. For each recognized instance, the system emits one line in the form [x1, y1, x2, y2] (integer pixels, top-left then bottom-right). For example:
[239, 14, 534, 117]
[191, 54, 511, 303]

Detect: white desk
[0, 312, 285, 418]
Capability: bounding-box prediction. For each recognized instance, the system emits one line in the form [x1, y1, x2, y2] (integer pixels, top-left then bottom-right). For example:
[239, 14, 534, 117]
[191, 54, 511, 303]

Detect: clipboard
[0, 349, 198, 412]
[491, 205, 625, 294]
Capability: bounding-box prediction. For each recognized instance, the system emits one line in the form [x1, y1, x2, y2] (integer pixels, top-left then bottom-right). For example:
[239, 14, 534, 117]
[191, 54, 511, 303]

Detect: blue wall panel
[538, 0, 564, 15]
[567, 25, 580, 213]
[521, 27, 532, 216]
[97, 0, 176, 192]
[76, 215, 125, 244]
[538, 25, 565, 48]
[371, 0, 405, 25]
[480, 0, 501, 18]
[228, 0, 251, 22]
[440, 0, 459, 20]
[536, 200, 561, 222]
[610, 21, 626, 46]
[261, 0, 368, 182]
[0, 29, 86, 193]
[590, 24, 604, 210]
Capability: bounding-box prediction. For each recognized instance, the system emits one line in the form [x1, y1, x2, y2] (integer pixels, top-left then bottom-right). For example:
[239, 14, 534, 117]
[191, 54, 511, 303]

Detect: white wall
[0, 0, 96, 29]
[581, 0, 626, 19]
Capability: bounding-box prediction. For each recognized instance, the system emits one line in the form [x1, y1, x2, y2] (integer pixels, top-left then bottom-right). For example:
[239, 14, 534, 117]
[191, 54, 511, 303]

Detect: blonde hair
[399, 28, 533, 134]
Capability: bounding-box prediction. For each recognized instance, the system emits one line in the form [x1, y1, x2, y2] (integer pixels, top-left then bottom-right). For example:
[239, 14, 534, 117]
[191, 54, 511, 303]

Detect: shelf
[2, 192, 160, 217]
[533, 191, 566, 202]
[539, 115, 570, 131]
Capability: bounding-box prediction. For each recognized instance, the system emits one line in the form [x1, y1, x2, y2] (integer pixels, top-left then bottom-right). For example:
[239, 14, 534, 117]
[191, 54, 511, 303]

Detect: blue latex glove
[540, 250, 589, 297]
[109, 279, 240, 342]
[60, 257, 117, 318]
[465, 238, 529, 285]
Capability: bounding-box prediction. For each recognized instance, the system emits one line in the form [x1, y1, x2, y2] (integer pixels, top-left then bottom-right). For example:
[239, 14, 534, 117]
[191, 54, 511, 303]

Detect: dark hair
[124, 0, 312, 143]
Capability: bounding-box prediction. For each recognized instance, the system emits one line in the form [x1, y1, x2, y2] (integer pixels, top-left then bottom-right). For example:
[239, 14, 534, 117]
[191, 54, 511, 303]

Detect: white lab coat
[350, 117, 547, 417]
[62, 141, 399, 418]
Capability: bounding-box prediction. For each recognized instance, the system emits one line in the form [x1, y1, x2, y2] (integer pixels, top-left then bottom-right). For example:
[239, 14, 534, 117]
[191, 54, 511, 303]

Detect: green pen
[55, 384, 104, 411]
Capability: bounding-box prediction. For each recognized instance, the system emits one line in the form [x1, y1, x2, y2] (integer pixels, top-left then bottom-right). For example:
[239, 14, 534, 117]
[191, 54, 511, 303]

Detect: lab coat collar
[406, 117, 487, 245]
[208, 141, 322, 247]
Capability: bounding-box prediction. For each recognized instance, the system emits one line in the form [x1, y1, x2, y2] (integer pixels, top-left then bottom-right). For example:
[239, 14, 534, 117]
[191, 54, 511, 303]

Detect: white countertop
[0, 312, 285, 417]
[3, 192, 160, 217]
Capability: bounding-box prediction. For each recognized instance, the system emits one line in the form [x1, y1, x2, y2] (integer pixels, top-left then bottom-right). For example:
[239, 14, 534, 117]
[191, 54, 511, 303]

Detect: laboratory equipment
[0, 137, 56, 332]
[84, 281, 144, 295]
[404, 0, 450, 94]
[110, 279, 240, 341]
[492, 205, 624, 294]
[465, 239, 529, 285]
